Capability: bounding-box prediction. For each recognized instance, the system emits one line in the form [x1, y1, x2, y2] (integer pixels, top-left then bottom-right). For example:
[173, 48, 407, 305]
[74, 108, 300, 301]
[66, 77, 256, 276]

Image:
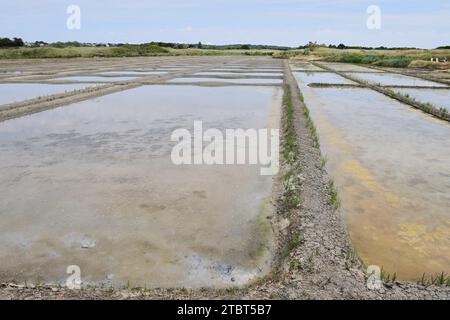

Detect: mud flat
[294, 68, 450, 280]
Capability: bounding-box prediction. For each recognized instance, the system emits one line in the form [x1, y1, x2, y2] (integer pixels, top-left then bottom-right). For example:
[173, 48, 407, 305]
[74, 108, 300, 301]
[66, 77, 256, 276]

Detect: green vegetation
[283, 87, 299, 164]
[2, 41, 450, 66]
[380, 268, 397, 282]
[320, 156, 328, 169]
[300, 94, 320, 148]
[281, 86, 302, 212]
[383, 87, 450, 121]
[323, 52, 412, 67]
[285, 234, 305, 258]
[297, 89, 320, 148]
[345, 248, 361, 269]
[0, 44, 170, 59]
[304, 47, 450, 68]
[328, 178, 341, 209]
[0, 39, 293, 59]
[418, 272, 450, 287]
[0, 37, 24, 48]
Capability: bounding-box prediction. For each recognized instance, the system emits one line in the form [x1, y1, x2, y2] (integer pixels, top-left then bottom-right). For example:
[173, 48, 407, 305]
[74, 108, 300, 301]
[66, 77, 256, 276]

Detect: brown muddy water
[0, 83, 97, 106]
[0, 84, 282, 288]
[294, 69, 450, 280]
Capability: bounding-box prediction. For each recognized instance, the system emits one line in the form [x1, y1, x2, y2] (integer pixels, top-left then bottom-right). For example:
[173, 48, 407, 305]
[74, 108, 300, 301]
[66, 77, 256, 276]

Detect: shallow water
[321, 62, 384, 72]
[168, 77, 282, 85]
[293, 71, 356, 85]
[196, 72, 283, 77]
[211, 68, 282, 73]
[53, 76, 137, 82]
[0, 83, 96, 106]
[290, 63, 325, 72]
[394, 88, 450, 110]
[0, 85, 282, 288]
[295, 73, 450, 280]
[99, 71, 168, 76]
[346, 72, 447, 87]
[0, 70, 23, 75]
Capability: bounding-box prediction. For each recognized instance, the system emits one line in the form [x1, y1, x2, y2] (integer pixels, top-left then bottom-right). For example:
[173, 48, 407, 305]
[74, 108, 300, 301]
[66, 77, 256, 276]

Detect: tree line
[0, 37, 24, 48]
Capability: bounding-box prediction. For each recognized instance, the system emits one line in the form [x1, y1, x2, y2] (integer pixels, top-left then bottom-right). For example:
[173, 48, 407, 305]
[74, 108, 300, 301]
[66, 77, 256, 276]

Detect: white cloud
[181, 26, 193, 33]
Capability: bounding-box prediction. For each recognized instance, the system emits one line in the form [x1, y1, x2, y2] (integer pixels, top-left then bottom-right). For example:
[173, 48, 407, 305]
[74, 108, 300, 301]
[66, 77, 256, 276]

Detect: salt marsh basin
[294, 66, 450, 280]
[0, 84, 282, 288]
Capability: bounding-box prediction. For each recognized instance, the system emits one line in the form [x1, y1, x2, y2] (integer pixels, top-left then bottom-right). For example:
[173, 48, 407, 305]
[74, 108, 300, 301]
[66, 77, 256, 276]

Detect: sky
[1, 0, 449, 48]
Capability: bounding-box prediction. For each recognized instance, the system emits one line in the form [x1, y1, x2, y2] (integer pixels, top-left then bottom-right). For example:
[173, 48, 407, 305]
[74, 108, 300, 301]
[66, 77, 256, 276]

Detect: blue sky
[1, 0, 449, 48]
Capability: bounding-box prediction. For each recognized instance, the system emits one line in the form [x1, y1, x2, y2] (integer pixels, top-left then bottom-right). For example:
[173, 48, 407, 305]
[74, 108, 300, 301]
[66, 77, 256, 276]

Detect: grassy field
[0, 45, 296, 59]
[1, 45, 449, 70]
[304, 47, 450, 68]
[0, 45, 169, 59]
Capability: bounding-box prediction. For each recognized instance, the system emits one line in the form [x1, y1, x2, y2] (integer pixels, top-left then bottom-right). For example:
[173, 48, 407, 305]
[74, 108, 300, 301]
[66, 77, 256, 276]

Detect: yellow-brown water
[294, 70, 450, 280]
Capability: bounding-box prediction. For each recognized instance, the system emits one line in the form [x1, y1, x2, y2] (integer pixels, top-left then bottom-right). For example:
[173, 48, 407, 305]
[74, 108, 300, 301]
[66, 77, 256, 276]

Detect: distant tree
[13, 37, 24, 46]
[307, 41, 318, 51]
[0, 37, 24, 48]
[197, 41, 203, 49]
[337, 43, 346, 49]
[241, 44, 250, 50]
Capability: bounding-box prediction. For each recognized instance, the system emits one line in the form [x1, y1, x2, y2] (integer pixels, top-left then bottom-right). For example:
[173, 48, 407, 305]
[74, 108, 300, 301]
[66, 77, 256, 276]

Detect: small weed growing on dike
[291, 195, 301, 208]
[314, 62, 450, 122]
[345, 248, 362, 270]
[281, 86, 303, 213]
[297, 89, 305, 103]
[380, 267, 397, 283]
[320, 156, 328, 169]
[283, 233, 305, 259]
[418, 272, 450, 287]
[282, 86, 299, 164]
[299, 91, 321, 148]
[328, 178, 341, 209]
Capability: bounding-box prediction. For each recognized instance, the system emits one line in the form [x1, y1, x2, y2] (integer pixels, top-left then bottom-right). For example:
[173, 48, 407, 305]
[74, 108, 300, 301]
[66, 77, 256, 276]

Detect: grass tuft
[418, 272, 450, 287]
[328, 178, 341, 209]
[299, 90, 321, 148]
